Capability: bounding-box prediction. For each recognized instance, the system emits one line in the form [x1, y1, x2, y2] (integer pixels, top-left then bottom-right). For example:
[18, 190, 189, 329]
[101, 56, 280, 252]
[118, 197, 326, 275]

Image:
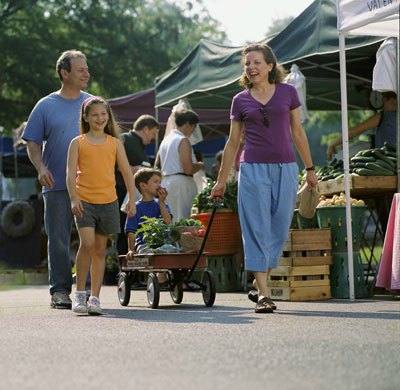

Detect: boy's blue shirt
[124, 199, 172, 250]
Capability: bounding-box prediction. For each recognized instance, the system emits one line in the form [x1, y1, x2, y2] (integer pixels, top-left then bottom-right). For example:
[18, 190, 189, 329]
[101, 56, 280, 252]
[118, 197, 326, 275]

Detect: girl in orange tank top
[67, 96, 136, 315]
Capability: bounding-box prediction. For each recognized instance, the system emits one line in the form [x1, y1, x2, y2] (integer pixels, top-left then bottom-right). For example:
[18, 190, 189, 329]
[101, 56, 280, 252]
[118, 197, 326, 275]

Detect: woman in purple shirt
[211, 44, 318, 313]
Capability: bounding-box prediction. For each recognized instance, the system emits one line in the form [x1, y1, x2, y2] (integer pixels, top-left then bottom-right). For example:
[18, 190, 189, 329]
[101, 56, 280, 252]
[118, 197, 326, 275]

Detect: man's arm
[26, 140, 54, 188]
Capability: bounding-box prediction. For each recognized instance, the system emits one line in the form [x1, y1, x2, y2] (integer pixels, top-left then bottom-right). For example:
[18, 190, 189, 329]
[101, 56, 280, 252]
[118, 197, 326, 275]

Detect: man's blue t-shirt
[22, 91, 91, 192]
[125, 199, 172, 250]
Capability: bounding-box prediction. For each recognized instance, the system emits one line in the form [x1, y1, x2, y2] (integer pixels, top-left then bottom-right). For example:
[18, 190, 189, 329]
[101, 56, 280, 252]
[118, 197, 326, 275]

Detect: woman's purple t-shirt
[230, 83, 301, 164]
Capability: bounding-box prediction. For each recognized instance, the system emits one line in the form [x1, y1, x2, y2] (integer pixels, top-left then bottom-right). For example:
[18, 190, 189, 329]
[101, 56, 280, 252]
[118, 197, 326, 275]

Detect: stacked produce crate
[191, 211, 242, 292]
[268, 229, 332, 301]
[316, 194, 369, 298]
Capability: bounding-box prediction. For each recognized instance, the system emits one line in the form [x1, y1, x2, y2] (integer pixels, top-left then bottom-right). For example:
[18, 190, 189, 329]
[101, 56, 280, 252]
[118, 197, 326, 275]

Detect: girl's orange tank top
[76, 134, 118, 204]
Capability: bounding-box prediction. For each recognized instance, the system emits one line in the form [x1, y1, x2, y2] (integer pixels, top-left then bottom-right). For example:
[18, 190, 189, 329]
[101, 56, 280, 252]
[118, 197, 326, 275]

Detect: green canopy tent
[155, 0, 385, 111]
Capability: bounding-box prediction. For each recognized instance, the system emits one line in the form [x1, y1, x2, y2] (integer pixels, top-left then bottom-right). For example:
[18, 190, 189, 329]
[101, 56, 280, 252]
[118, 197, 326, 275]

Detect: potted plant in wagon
[191, 180, 242, 255]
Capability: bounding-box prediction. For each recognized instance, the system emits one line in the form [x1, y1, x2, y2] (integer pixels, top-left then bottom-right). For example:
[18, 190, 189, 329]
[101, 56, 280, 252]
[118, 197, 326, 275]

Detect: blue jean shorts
[238, 162, 298, 272]
[74, 200, 120, 236]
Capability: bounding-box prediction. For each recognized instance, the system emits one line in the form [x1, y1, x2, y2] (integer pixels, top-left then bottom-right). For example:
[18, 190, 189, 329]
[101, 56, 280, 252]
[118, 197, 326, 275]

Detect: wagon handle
[186, 200, 221, 279]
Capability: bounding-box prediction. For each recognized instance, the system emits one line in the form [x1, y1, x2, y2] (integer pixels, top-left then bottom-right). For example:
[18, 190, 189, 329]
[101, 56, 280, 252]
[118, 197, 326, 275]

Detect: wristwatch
[305, 165, 315, 171]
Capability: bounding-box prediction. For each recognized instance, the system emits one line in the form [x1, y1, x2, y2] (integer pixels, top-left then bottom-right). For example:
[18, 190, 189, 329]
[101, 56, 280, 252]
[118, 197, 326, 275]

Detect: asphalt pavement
[0, 285, 399, 390]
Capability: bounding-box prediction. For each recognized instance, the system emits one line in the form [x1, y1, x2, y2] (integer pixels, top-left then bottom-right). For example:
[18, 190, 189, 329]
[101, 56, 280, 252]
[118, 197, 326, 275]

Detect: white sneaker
[87, 296, 102, 315]
[72, 291, 87, 314]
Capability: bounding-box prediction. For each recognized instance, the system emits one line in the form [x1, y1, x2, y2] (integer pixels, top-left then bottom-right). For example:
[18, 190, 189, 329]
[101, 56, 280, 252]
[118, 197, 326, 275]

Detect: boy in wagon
[125, 168, 172, 258]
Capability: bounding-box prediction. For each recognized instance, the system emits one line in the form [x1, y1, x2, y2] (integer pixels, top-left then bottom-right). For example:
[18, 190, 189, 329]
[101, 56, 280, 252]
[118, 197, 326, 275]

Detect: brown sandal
[255, 297, 274, 313]
[248, 291, 277, 310]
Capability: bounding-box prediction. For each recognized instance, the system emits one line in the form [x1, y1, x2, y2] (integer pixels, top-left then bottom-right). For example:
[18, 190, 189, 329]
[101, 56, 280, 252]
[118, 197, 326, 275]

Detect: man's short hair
[56, 50, 87, 81]
[134, 168, 162, 193]
[133, 115, 159, 131]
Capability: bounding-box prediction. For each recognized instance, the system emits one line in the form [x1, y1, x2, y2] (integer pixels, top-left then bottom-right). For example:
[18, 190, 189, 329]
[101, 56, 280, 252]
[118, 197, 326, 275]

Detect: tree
[0, 0, 226, 133]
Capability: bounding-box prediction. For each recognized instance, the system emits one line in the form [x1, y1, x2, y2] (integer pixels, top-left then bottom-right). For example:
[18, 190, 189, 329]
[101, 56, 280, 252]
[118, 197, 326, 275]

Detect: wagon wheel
[117, 272, 131, 306]
[202, 270, 216, 307]
[167, 272, 184, 304]
[147, 273, 160, 309]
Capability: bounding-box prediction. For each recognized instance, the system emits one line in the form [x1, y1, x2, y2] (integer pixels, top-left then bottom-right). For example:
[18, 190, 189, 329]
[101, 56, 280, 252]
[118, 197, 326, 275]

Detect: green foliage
[135, 216, 174, 249]
[193, 180, 238, 213]
[0, 0, 226, 132]
[173, 219, 202, 227]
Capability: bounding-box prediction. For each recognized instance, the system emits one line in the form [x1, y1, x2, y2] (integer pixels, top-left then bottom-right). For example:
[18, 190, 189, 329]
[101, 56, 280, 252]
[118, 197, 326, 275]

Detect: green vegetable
[371, 150, 395, 167]
[192, 180, 238, 213]
[365, 162, 395, 175]
[136, 217, 177, 249]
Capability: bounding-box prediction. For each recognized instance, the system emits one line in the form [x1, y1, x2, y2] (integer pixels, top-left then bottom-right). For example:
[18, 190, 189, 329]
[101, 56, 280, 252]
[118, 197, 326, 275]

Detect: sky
[201, 0, 315, 46]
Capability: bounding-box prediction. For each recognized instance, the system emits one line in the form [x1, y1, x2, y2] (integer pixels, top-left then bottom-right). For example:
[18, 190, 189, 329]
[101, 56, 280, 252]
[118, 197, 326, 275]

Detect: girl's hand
[210, 181, 226, 200]
[306, 170, 318, 189]
[126, 250, 135, 260]
[71, 199, 83, 218]
[157, 187, 168, 203]
[125, 198, 136, 218]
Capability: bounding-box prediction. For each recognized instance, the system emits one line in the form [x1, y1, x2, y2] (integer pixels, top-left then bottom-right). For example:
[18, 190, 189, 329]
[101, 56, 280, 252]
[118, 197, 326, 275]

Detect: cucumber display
[349, 145, 397, 176]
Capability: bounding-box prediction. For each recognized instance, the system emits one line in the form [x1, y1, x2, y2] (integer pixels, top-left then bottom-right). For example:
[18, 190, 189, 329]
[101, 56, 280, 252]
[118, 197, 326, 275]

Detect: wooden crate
[280, 229, 332, 267]
[268, 265, 331, 301]
[268, 285, 331, 301]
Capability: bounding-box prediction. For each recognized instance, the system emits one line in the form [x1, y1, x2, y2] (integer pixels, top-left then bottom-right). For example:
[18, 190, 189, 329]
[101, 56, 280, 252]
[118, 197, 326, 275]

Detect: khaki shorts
[74, 200, 120, 235]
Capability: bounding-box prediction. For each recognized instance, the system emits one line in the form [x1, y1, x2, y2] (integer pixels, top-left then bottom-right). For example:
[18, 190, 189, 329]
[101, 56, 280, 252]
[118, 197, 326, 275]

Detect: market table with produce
[314, 143, 397, 286]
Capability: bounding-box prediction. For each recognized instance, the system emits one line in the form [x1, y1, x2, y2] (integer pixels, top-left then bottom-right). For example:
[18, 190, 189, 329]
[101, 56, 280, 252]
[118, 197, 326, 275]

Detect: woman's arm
[178, 138, 204, 175]
[66, 138, 83, 217]
[154, 152, 161, 169]
[116, 139, 136, 217]
[290, 108, 318, 188]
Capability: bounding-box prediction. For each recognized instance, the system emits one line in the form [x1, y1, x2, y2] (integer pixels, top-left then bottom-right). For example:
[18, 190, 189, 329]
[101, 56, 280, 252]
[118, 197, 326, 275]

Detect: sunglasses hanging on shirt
[259, 105, 269, 127]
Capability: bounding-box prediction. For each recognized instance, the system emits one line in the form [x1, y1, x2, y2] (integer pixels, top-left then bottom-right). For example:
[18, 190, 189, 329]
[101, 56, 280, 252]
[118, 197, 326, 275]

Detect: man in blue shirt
[23, 50, 91, 309]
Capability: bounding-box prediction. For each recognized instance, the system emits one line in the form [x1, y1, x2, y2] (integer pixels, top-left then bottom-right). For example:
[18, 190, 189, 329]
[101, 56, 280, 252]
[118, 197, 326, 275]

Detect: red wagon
[117, 204, 219, 309]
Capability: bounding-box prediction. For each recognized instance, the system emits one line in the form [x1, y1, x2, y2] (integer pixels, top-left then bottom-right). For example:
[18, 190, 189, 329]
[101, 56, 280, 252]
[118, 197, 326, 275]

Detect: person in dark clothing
[115, 115, 159, 254]
[326, 92, 397, 160]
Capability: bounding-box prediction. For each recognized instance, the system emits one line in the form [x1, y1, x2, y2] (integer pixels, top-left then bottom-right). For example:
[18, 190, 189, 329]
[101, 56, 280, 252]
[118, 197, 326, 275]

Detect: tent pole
[339, 33, 355, 301]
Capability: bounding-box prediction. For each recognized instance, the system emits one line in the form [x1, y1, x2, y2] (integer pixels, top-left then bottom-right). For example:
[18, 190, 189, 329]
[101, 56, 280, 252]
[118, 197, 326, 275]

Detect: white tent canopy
[337, 0, 399, 37]
[336, 0, 399, 299]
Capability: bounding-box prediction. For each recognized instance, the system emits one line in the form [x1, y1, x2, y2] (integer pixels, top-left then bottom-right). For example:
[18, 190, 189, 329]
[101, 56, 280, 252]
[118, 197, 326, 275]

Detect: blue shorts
[238, 162, 298, 272]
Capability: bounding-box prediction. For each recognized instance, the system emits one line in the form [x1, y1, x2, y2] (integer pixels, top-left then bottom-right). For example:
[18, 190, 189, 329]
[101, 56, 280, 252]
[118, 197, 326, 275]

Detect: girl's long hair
[80, 96, 121, 138]
[239, 44, 287, 89]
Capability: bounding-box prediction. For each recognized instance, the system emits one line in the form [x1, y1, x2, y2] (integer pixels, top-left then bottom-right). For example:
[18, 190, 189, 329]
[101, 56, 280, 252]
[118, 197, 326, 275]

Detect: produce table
[317, 175, 397, 288]
[318, 176, 397, 198]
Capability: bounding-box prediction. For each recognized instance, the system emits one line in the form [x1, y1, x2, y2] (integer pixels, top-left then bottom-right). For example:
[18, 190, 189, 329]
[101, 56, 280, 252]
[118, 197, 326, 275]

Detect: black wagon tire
[0, 200, 35, 238]
[166, 271, 183, 304]
[147, 273, 160, 309]
[170, 281, 184, 304]
[202, 270, 216, 307]
[117, 272, 131, 306]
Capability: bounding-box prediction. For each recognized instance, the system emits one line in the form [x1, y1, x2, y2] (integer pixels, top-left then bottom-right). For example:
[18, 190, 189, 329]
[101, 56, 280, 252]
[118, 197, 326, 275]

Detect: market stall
[336, 0, 399, 299]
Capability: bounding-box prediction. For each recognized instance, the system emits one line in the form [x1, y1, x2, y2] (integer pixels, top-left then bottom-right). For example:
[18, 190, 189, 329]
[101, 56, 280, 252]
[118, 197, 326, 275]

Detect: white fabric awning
[337, 0, 400, 37]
